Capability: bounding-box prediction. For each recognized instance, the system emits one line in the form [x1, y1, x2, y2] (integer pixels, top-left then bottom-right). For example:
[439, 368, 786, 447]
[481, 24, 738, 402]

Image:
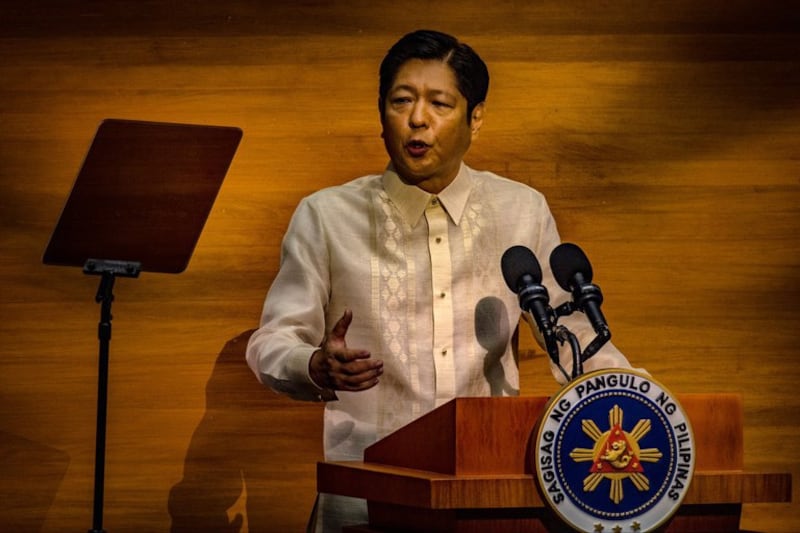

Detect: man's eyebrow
[390, 84, 457, 99]
[389, 84, 417, 93]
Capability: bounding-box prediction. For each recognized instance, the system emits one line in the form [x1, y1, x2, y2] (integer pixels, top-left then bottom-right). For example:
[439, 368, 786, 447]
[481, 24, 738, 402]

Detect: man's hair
[378, 29, 489, 123]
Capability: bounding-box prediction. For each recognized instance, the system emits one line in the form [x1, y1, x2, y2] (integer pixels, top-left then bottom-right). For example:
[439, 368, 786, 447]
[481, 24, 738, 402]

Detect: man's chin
[396, 167, 431, 186]
[393, 161, 429, 183]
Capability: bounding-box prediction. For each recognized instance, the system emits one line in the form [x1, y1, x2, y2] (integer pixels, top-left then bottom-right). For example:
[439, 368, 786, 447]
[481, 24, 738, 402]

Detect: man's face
[381, 59, 483, 194]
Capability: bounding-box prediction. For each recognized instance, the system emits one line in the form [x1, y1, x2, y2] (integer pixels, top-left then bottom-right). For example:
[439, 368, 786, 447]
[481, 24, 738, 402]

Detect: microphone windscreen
[501, 245, 542, 292]
[550, 242, 593, 291]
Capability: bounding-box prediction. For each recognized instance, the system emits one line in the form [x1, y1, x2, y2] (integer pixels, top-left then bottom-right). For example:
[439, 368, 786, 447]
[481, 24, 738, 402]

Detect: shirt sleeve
[245, 197, 338, 402]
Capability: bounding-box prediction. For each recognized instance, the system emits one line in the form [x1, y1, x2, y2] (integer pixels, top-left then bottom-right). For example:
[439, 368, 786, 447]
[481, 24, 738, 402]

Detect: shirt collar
[381, 163, 472, 228]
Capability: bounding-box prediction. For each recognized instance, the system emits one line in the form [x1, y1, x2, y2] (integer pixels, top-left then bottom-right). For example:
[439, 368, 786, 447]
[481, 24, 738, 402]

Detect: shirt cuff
[286, 345, 338, 402]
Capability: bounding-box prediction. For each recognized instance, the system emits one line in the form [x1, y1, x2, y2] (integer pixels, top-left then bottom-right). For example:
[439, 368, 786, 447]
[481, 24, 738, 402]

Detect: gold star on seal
[569, 405, 663, 503]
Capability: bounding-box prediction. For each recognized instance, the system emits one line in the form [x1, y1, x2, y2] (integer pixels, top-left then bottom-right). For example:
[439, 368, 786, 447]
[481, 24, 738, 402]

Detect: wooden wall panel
[1, 2, 798, 531]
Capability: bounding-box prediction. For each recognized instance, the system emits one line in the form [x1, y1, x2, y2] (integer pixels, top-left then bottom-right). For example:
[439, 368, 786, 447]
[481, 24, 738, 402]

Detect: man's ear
[379, 97, 386, 138]
[470, 102, 485, 138]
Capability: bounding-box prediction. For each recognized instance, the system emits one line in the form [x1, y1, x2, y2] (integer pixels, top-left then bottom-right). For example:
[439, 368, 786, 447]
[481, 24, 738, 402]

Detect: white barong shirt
[246, 163, 633, 531]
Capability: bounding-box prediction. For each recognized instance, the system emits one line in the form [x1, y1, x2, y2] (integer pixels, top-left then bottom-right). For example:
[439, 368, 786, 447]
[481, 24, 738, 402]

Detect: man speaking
[246, 29, 634, 532]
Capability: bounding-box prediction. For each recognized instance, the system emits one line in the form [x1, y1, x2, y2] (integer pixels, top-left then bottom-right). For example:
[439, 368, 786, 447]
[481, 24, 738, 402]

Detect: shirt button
[435, 237, 442, 244]
[440, 292, 446, 298]
[441, 349, 448, 356]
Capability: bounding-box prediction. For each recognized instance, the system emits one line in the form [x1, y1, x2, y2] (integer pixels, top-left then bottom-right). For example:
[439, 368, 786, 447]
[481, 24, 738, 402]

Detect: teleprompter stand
[84, 259, 140, 533]
[43, 119, 242, 532]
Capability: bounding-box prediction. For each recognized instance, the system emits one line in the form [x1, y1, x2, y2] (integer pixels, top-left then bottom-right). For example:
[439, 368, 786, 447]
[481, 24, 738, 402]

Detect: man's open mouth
[406, 140, 429, 156]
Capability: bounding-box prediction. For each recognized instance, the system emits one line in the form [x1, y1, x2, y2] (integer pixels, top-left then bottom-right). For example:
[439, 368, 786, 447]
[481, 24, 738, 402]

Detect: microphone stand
[540, 323, 570, 383]
[552, 302, 611, 381]
[555, 326, 583, 380]
[579, 326, 611, 364]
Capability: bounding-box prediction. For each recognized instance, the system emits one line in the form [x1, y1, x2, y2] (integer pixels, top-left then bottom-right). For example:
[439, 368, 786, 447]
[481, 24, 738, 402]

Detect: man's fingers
[337, 357, 382, 375]
[332, 363, 383, 391]
[329, 309, 353, 341]
[314, 309, 383, 392]
[333, 348, 372, 363]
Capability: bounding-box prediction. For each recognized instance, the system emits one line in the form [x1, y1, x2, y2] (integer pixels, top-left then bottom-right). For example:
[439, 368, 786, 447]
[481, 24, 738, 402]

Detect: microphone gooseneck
[501, 243, 613, 381]
[549, 243, 611, 365]
[501, 246, 562, 375]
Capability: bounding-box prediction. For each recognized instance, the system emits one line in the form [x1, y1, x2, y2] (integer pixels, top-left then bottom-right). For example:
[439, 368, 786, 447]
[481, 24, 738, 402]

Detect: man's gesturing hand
[309, 309, 383, 392]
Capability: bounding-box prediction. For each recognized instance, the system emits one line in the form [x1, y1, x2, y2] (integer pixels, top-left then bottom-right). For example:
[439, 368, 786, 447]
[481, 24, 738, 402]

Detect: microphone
[549, 243, 609, 337]
[501, 246, 557, 350]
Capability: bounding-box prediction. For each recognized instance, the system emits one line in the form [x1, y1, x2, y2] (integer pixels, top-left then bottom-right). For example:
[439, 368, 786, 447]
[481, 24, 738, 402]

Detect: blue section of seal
[555, 390, 677, 520]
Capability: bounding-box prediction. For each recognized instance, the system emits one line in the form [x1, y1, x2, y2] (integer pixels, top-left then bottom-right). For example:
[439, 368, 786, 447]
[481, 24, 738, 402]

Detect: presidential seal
[533, 369, 695, 532]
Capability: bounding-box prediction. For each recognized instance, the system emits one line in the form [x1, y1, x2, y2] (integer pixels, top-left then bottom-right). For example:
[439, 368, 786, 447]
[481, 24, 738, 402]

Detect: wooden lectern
[317, 395, 791, 532]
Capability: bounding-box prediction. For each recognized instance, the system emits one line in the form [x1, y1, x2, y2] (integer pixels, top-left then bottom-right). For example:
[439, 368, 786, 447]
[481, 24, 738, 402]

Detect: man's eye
[392, 97, 412, 105]
[433, 101, 452, 108]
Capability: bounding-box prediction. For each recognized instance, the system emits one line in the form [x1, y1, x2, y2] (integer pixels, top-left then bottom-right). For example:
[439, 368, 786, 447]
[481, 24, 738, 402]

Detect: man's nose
[409, 102, 429, 128]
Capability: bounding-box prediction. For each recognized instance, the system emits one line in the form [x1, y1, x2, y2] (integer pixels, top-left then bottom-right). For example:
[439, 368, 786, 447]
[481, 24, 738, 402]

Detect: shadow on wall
[0, 432, 70, 531]
[168, 330, 324, 533]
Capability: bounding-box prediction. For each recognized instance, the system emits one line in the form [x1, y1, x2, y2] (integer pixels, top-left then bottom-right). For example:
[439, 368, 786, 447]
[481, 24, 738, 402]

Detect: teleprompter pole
[84, 260, 140, 533]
